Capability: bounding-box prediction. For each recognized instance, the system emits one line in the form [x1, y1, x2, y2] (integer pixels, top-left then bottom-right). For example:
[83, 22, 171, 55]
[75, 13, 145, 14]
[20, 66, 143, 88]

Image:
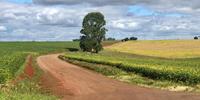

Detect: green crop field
[60, 40, 200, 92]
[0, 42, 79, 84]
[1, 40, 200, 98]
[0, 42, 79, 100]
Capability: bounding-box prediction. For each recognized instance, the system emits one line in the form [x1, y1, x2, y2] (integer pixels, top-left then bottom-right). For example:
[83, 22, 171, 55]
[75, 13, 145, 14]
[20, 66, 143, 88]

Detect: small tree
[72, 39, 80, 41]
[80, 12, 107, 53]
[106, 37, 116, 41]
[125, 38, 129, 41]
[130, 37, 138, 40]
[194, 36, 198, 40]
[121, 37, 129, 42]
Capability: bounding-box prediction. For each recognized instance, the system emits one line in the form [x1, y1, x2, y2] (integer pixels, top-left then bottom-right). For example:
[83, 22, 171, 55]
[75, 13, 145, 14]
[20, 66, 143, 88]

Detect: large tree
[80, 12, 107, 53]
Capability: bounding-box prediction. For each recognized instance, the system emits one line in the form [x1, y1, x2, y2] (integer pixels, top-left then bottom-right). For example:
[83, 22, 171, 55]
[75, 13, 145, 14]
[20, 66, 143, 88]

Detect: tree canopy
[80, 12, 107, 53]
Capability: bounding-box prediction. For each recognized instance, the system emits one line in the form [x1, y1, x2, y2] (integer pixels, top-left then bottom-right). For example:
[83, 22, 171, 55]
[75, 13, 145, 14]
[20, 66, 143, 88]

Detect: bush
[65, 48, 79, 52]
[121, 38, 129, 42]
[130, 37, 138, 40]
[121, 37, 138, 42]
[72, 39, 80, 41]
[194, 36, 198, 40]
[106, 37, 116, 41]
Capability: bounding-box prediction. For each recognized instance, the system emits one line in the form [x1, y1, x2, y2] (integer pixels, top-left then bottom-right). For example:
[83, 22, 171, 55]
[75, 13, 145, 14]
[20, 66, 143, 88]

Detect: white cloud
[36, 7, 81, 27]
[110, 19, 139, 31]
[33, 0, 200, 10]
[0, 1, 200, 41]
[3, 13, 16, 19]
[0, 26, 7, 31]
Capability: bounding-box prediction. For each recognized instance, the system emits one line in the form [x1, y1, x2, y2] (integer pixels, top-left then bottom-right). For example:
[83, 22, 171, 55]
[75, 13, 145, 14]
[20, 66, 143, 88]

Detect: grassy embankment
[60, 40, 200, 92]
[0, 42, 79, 100]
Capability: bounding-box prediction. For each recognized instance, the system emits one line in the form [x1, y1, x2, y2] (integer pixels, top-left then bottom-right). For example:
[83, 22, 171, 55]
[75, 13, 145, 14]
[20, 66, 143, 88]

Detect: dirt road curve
[37, 54, 200, 100]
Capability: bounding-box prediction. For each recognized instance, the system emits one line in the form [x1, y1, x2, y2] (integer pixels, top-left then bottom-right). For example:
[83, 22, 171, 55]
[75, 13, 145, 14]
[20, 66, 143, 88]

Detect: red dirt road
[37, 54, 200, 100]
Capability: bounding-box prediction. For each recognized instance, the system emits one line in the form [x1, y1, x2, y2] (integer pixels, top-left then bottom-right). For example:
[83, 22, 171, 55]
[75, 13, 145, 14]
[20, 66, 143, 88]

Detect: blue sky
[128, 5, 155, 16]
[0, 0, 199, 41]
[128, 5, 187, 17]
[7, 0, 32, 4]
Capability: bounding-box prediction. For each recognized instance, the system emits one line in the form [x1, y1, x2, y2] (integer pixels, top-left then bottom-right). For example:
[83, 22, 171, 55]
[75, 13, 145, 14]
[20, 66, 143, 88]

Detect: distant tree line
[121, 36, 138, 42]
[73, 36, 138, 42]
[105, 37, 115, 41]
[73, 37, 116, 42]
[194, 36, 200, 40]
[72, 39, 80, 41]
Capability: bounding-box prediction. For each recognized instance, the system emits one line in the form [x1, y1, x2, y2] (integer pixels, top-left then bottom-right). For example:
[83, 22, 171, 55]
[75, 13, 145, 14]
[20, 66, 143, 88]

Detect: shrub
[72, 39, 80, 41]
[194, 36, 198, 40]
[121, 38, 129, 42]
[106, 37, 116, 41]
[130, 37, 138, 40]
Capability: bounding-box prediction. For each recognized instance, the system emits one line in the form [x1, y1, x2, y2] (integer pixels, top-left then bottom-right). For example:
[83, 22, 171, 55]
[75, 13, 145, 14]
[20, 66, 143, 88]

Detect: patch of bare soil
[37, 54, 200, 100]
[13, 55, 34, 84]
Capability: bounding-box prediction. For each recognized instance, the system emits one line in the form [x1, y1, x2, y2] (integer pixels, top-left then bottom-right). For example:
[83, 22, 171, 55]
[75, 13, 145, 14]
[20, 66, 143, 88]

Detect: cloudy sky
[0, 0, 200, 41]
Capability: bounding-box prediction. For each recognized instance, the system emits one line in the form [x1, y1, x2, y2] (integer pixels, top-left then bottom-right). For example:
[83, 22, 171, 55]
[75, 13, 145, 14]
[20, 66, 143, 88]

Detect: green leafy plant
[80, 12, 107, 53]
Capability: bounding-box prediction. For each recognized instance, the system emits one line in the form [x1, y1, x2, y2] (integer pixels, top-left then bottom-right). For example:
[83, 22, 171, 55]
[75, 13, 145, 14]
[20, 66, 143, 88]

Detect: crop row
[0, 42, 79, 84]
[60, 52, 200, 85]
[0, 52, 27, 84]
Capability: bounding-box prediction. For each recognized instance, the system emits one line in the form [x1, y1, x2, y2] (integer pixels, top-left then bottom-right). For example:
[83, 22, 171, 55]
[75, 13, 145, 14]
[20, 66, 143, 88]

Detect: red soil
[23, 55, 34, 78]
[37, 54, 200, 100]
[13, 55, 34, 84]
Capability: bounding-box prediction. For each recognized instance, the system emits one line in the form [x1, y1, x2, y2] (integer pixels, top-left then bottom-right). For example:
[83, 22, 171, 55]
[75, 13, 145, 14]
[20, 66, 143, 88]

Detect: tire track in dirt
[37, 54, 200, 100]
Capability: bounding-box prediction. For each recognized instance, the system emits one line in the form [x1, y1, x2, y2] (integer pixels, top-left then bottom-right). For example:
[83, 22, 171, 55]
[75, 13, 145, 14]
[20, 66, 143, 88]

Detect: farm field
[60, 40, 200, 91]
[0, 42, 79, 100]
[106, 40, 200, 58]
[0, 42, 79, 83]
[1, 40, 200, 99]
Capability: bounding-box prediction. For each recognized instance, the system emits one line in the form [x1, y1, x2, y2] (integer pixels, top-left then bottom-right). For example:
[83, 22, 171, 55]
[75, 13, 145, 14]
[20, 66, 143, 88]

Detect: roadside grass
[0, 92, 57, 100]
[59, 48, 200, 91]
[0, 41, 79, 100]
[0, 54, 58, 100]
[106, 40, 200, 58]
[60, 51, 200, 85]
[60, 57, 199, 92]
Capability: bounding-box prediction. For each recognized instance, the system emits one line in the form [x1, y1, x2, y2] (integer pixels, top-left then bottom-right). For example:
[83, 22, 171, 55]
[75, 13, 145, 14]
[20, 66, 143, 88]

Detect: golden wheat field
[106, 40, 200, 58]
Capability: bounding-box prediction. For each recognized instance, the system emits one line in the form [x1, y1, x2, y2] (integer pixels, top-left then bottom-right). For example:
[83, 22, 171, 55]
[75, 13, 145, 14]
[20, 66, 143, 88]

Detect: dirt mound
[37, 54, 200, 100]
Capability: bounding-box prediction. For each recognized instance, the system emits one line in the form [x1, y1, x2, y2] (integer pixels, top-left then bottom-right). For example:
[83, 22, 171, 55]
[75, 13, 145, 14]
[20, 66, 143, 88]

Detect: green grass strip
[59, 55, 200, 85]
